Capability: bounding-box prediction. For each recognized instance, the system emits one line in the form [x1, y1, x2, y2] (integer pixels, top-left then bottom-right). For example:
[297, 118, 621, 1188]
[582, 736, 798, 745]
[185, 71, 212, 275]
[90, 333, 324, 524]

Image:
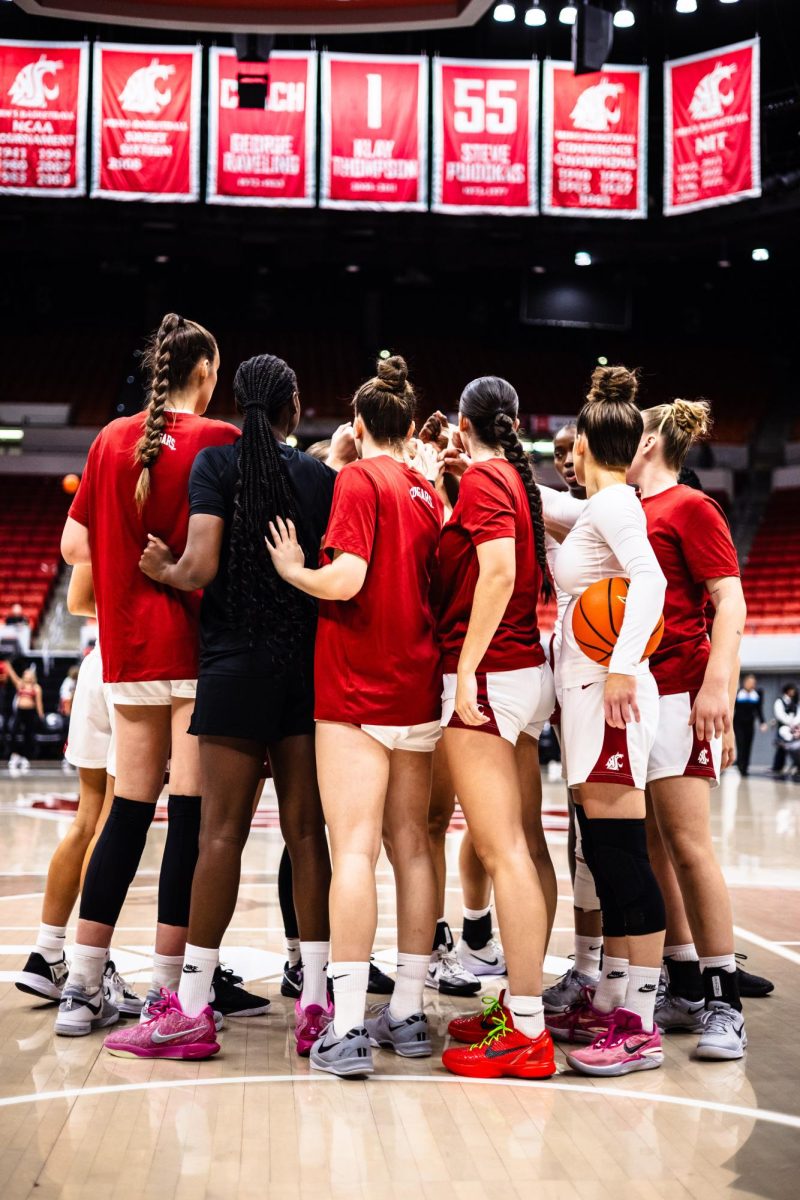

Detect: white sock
[35, 923, 66, 965]
[664, 943, 699, 961]
[462, 905, 491, 922]
[300, 942, 329, 1010]
[624, 965, 662, 1032]
[329, 961, 369, 1037]
[151, 952, 184, 994]
[176, 944, 218, 1017]
[389, 953, 428, 1020]
[699, 953, 736, 974]
[593, 955, 629, 1013]
[286, 937, 301, 968]
[508, 994, 545, 1039]
[68, 943, 107, 992]
[573, 934, 602, 978]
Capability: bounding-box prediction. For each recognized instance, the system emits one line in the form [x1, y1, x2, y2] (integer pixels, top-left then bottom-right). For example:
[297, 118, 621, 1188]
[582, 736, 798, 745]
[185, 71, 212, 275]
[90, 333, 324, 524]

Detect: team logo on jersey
[688, 62, 737, 122]
[697, 748, 710, 766]
[160, 432, 177, 451]
[8, 55, 64, 109]
[118, 59, 175, 115]
[409, 484, 434, 509]
[605, 752, 625, 771]
[570, 79, 624, 132]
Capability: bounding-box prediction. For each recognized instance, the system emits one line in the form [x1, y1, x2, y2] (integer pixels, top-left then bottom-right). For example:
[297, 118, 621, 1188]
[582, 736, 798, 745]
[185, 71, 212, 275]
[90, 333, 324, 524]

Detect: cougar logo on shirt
[605, 752, 625, 771]
[409, 485, 434, 510]
[161, 432, 177, 451]
[697, 748, 710, 766]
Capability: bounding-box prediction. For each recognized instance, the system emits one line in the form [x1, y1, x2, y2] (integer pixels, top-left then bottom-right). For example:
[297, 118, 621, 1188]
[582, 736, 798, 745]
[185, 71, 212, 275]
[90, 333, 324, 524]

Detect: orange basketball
[62, 473, 80, 495]
[572, 577, 664, 665]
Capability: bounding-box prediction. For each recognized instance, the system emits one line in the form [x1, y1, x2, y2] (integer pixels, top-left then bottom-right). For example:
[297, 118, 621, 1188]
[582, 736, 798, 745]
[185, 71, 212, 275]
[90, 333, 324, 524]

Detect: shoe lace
[440, 947, 466, 975]
[471, 1010, 511, 1050]
[216, 964, 243, 987]
[734, 953, 748, 964]
[479, 994, 502, 1022]
[701, 1003, 735, 1035]
[145, 987, 172, 1020]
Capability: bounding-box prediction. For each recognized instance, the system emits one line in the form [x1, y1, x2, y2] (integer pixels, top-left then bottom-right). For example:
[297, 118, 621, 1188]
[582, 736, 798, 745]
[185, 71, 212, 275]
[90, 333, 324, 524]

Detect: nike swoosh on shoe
[151, 1025, 208, 1044]
[485, 1045, 522, 1059]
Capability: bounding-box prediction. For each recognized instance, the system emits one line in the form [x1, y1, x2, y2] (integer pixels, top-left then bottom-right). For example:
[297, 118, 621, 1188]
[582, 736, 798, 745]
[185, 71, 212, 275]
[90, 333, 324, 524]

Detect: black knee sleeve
[157, 794, 201, 928]
[79, 796, 156, 926]
[278, 845, 299, 940]
[588, 817, 666, 937]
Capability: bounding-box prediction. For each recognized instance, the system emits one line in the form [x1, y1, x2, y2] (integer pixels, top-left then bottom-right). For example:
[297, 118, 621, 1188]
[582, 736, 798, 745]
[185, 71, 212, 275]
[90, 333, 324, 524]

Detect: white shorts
[561, 672, 659, 791]
[442, 663, 556, 747]
[361, 719, 442, 754]
[65, 646, 116, 774]
[646, 690, 721, 788]
[109, 679, 197, 706]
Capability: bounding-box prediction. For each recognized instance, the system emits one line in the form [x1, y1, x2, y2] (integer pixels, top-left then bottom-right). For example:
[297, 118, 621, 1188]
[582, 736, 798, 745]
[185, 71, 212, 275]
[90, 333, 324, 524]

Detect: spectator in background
[772, 683, 799, 778]
[59, 665, 80, 719]
[5, 603, 30, 627]
[733, 673, 767, 777]
[3, 661, 44, 774]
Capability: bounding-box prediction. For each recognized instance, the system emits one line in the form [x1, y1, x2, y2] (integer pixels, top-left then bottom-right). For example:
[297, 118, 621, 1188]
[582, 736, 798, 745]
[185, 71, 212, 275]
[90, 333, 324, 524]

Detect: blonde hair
[642, 399, 712, 471]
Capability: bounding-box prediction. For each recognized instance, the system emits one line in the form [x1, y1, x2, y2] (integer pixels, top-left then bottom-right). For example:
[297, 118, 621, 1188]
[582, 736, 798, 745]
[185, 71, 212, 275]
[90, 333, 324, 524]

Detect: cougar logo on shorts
[605, 752, 625, 771]
[697, 748, 710, 766]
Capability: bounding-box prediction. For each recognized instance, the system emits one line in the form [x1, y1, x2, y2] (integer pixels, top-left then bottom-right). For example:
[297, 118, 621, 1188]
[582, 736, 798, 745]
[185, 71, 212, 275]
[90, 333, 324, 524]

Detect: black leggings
[6, 708, 37, 759]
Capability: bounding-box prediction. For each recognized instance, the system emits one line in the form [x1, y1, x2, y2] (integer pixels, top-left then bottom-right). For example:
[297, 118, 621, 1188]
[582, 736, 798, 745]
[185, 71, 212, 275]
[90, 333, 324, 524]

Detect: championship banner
[664, 39, 760, 217]
[320, 52, 427, 211]
[0, 40, 88, 197]
[542, 61, 647, 219]
[432, 58, 538, 215]
[91, 42, 200, 202]
[207, 49, 316, 207]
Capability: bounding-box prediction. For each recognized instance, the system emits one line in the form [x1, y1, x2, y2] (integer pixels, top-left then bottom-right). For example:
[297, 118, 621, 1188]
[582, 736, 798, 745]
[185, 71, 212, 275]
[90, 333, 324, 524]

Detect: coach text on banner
[0, 40, 88, 198]
[320, 52, 428, 212]
[542, 61, 648, 220]
[91, 42, 201, 202]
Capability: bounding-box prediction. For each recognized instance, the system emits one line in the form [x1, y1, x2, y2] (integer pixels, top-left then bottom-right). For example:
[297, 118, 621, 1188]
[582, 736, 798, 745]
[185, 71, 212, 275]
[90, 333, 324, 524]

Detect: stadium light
[0, 429, 24, 443]
[719, 1, 740, 5]
[493, 3, 516, 21]
[575, 250, 592, 267]
[675, 0, 698, 13]
[597, 356, 608, 365]
[614, 2, 635, 28]
[524, 1, 547, 25]
[559, 5, 578, 23]
[345, 264, 361, 273]
[378, 349, 392, 359]
[752, 248, 769, 262]
[717, 259, 732, 268]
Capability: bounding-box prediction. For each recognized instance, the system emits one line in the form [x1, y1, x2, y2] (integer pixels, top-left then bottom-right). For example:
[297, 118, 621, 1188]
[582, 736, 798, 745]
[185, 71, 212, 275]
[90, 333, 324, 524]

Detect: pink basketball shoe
[545, 987, 614, 1044]
[104, 991, 220, 1060]
[566, 1008, 663, 1076]
[295, 999, 334, 1057]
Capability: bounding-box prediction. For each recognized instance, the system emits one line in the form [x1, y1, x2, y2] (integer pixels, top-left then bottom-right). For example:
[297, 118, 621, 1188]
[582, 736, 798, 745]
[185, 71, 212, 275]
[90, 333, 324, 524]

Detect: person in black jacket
[733, 673, 767, 777]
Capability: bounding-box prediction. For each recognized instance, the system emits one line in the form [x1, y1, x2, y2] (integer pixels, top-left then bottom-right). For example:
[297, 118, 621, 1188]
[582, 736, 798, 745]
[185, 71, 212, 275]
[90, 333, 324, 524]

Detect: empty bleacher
[742, 487, 800, 636]
[0, 477, 70, 634]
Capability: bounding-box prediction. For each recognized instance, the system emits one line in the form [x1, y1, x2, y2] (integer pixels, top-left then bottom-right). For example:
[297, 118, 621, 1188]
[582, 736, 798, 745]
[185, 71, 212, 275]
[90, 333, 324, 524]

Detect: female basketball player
[57, 313, 240, 1037]
[544, 366, 668, 1077]
[268, 356, 442, 1079]
[4, 661, 43, 772]
[627, 400, 748, 1059]
[434, 375, 557, 1081]
[104, 354, 335, 1060]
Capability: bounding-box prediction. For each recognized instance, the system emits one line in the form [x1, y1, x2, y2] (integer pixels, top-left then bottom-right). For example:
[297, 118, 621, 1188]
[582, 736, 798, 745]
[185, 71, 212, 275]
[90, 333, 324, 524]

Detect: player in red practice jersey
[58, 314, 240, 1038]
[436, 376, 557, 1081]
[628, 400, 748, 1060]
[267, 356, 442, 1079]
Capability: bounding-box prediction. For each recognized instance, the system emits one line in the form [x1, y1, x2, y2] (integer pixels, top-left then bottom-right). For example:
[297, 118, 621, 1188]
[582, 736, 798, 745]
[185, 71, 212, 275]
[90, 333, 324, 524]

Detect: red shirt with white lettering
[314, 456, 443, 726]
[69, 411, 240, 683]
[436, 458, 546, 673]
[642, 484, 740, 695]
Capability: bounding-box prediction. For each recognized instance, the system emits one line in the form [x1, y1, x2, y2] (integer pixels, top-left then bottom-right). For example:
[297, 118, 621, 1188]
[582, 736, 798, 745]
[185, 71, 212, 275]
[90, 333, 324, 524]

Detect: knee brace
[79, 796, 155, 926]
[157, 794, 201, 928]
[587, 817, 666, 937]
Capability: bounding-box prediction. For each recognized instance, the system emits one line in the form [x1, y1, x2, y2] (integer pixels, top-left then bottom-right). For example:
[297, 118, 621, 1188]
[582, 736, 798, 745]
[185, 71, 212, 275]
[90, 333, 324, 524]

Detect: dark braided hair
[135, 312, 217, 510]
[459, 376, 552, 603]
[227, 354, 314, 655]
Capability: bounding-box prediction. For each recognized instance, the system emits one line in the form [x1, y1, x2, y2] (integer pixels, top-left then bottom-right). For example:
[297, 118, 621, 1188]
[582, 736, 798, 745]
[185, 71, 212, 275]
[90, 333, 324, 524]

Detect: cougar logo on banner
[118, 59, 175, 114]
[688, 62, 737, 122]
[8, 55, 64, 108]
[570, 80, 624, 132]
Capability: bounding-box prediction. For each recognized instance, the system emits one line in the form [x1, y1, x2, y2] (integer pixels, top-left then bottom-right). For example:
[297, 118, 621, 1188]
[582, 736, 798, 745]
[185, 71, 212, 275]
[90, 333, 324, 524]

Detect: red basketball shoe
[443, 1010, 556, 1080]
[447, 991, 510, 1045]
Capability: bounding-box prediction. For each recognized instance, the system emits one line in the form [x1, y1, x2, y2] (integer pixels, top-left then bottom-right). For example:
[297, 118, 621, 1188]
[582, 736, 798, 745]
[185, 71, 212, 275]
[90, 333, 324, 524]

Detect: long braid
[227, 355, 314, 656]
[494, 413, 553, 603]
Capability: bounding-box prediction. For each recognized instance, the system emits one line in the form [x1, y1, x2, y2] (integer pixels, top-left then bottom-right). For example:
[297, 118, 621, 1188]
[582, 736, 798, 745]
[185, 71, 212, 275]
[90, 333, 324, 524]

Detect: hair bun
[375, 354, 409, 394]
[588, 365, 639, 407]
[671, 398, 712, 439]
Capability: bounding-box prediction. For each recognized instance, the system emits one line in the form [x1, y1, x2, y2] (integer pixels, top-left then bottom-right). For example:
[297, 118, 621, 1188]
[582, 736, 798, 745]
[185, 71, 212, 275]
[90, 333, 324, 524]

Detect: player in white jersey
[542, 366, 668, 1077]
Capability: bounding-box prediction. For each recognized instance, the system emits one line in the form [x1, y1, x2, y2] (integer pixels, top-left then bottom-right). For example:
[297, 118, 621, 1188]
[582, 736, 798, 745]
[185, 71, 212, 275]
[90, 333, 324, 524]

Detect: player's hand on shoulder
[266, 516, 305, 582]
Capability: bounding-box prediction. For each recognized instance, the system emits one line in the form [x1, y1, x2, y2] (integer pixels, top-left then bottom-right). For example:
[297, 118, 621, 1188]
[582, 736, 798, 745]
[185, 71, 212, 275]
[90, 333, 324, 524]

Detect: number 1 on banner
[366, 73, 382, 130]
[453, 78, 517, 135]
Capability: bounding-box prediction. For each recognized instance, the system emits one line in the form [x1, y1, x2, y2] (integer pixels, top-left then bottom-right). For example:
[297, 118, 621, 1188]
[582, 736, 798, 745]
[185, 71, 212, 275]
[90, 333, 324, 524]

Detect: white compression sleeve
[539, 486, 586, 543]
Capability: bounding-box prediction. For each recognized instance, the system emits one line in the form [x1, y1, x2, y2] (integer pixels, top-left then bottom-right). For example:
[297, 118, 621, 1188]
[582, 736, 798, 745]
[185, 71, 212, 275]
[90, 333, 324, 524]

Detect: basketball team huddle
[13, 312, 766, 1082]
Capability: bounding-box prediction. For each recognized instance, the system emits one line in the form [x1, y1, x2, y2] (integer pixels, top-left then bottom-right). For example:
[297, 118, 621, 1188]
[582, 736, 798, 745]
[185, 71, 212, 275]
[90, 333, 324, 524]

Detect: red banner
[91, 43, 200, 202]
[207, 49, 316, 207]
[664, 39, 760, 217]
[320, 53, 427, 211]
[432, 58, 538, 215]
[0, 40, 88, 198]
[542, 62, 647, 219]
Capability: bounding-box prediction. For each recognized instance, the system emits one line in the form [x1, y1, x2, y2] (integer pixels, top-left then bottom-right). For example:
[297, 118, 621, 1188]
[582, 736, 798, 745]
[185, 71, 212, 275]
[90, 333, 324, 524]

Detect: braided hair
[459, 376, 552, 603]
[227, 354, 314, 655]
[135, 313, 217, 510]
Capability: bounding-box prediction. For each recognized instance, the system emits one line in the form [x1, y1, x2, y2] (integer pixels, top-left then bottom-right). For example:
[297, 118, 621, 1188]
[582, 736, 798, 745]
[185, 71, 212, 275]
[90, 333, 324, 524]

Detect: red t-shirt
[436, 458, 546, 674]
[69, 411, 240, 683]
[642, 484, 740, 695]
[314, 456, 443, 726]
